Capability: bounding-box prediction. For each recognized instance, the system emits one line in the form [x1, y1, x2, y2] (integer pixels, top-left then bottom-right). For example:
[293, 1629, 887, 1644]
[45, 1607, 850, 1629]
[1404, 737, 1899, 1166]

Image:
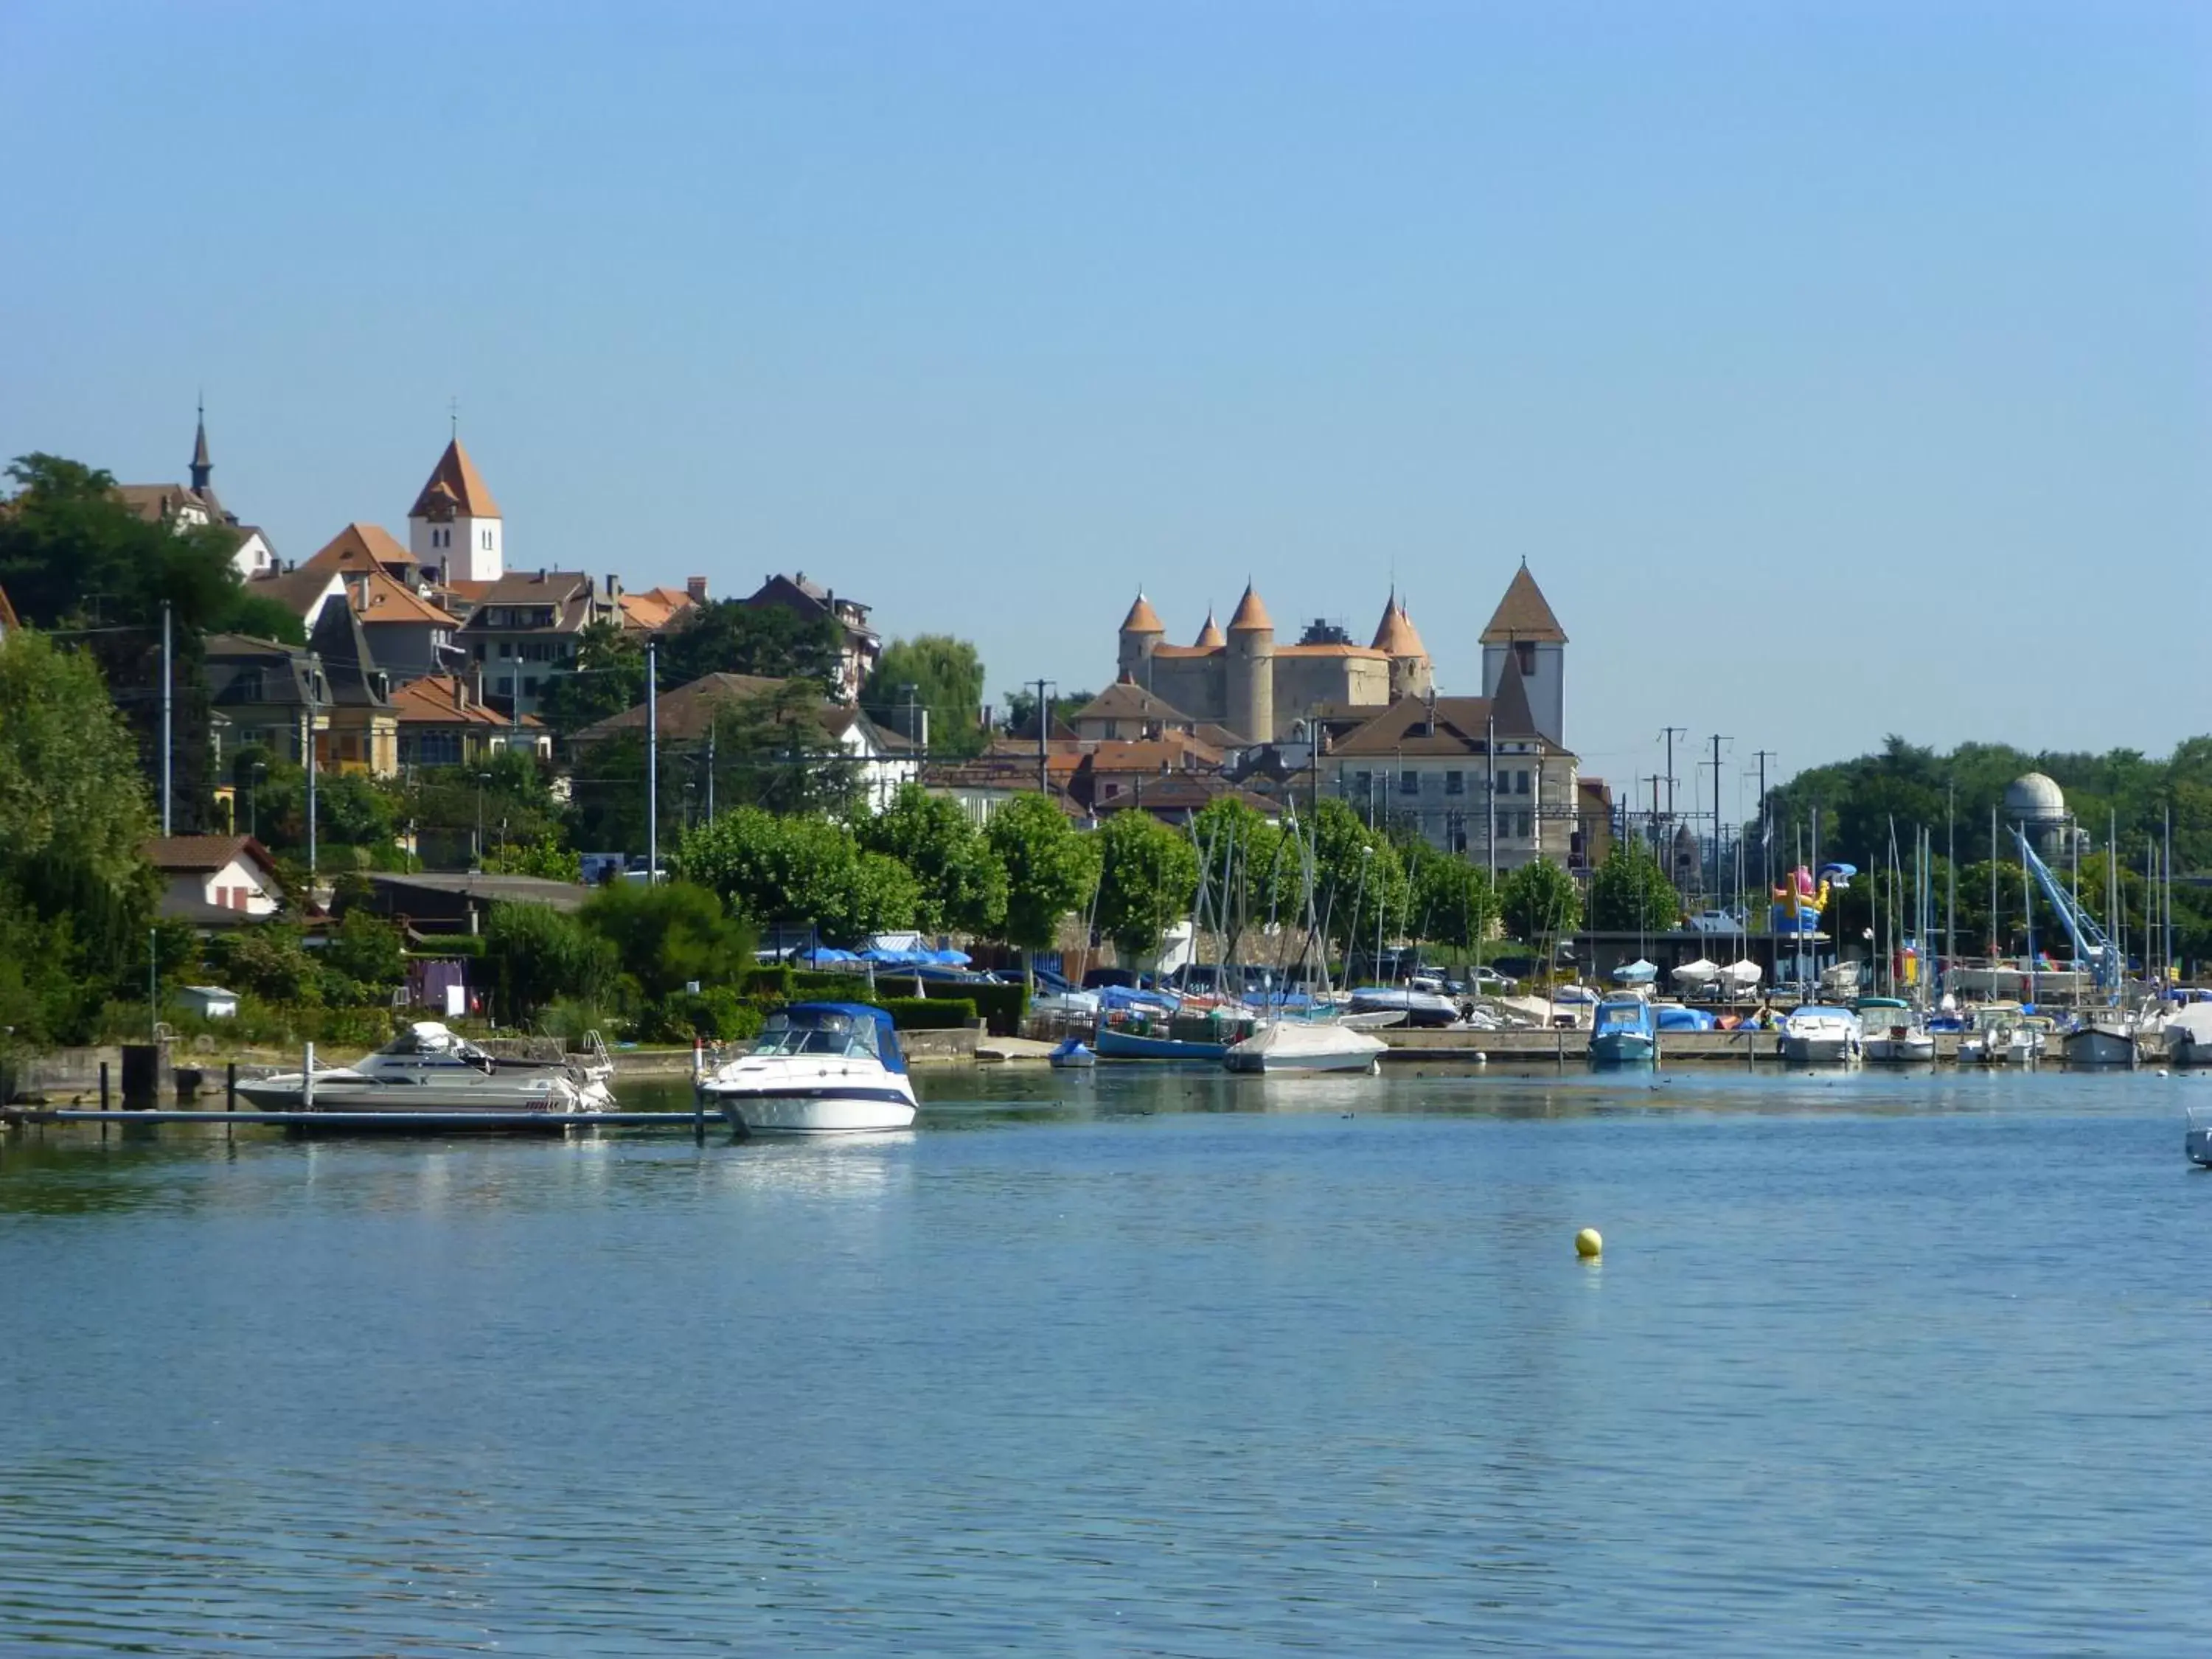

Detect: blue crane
[2010, 824, 2118, 994]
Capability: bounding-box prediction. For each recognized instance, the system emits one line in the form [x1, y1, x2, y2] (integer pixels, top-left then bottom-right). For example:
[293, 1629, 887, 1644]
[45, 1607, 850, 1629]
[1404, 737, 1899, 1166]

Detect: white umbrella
[1672, 958, 1722, 986]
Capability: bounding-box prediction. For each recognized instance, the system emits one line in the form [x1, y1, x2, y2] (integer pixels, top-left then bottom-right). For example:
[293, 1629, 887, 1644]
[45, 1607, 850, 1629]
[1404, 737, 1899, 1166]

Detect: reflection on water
[3, 1065, 2209, 1653]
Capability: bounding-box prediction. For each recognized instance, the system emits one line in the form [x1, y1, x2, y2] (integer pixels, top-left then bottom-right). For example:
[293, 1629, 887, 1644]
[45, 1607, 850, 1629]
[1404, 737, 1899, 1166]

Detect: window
[1519, 811, 1534, 839]
[1514, 769, 1530, 795]
[1399, 770, 1419, 796]
[1444, 771, 1465, 796]
[1103, 782, 1121, 799]
[524, 677, 540, 696]
[1516, 641, 1536, 675]
[481, 529, 493, 550]
[499, 641, 513, 658]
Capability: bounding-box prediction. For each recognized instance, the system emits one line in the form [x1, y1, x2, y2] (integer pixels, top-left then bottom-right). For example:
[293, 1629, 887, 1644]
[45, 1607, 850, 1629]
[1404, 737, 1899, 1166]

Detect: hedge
[875, 997, 978, 1030]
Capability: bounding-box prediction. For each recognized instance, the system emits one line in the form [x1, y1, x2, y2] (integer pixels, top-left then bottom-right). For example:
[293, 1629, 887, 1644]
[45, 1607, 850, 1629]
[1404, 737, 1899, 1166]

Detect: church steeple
[189, 399, 212, 495]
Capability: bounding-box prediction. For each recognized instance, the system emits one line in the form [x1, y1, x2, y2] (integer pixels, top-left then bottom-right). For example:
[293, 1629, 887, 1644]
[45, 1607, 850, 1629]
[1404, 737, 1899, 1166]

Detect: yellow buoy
[1575, 1227, 1603, 1259]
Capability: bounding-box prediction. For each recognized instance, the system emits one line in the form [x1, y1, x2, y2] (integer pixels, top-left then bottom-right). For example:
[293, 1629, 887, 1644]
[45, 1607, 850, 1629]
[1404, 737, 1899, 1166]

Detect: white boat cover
[1722, 960, 1762, 988]
[1672, 958, 1722, 985]
[1230, 1021, 1387, 1065]
[2163, 1004, 2212, 1044]
[1612, 959, 1659, 984]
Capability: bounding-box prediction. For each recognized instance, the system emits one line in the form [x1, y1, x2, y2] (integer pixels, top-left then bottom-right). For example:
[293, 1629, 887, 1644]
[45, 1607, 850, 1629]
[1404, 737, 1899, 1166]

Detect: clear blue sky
[5, 1, 2206, 811]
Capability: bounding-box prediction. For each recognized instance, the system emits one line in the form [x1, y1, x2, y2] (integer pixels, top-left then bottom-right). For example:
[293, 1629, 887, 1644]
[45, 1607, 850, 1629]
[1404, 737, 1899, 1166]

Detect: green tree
[484, 901, 620, 1022]
[855, 784, 1007, 936]
[0, 627, 154, 894]
[1001, 686, 1095, 738]
[1499, 857, 1581, 944]
[1191, 797, 1292, 965]
[484, 832, 584, 882]
[985, 793, 1098, 984]
[579, 880, 755, 1001]
[680, 808, 918, 946]
[1310, 798, 1408, 954]
[206, 922, 322, 1006]
[1587, 842, 1682, 932]
[862, 635, 986, 758]
[1407, 845, 1497, 959]
[323, 910, 407, 1000]
[537, 619, 644, 739]
[660, 600, 845, 690]
[1094, 809, 1202, 968]
[700, 681, 864, 818]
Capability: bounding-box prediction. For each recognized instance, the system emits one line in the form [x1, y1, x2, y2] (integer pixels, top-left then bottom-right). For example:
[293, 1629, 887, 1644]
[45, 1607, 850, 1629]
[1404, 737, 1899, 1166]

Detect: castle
[1114, 567, 1565, 750]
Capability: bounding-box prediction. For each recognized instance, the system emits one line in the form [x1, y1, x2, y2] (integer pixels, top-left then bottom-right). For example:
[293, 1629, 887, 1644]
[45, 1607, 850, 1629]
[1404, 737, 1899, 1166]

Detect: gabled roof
[389, 674, 543, 729]
[1119, 592, 1165, 634]
[347, 567, 457, 628]
[1480, 563, 1567, 644]
[1329, 696, 1497, 758]
[1227, 582, 1272, 633]
[114, 483, 218, 524]
[1371, 594, 1427, 658]
[617, 585, 698, 633]
[574, 672, 795, 742]
[408, 438, 501, 520]
[243, 567, 347, 625]
[303, 522, 416, 577]
[1073, 679, 1192, 726]
[142, 834, 279, 876]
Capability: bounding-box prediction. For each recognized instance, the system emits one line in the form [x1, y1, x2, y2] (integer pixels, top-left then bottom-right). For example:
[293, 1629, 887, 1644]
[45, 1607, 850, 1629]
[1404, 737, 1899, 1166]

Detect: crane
[2011, 824, 2118, 995]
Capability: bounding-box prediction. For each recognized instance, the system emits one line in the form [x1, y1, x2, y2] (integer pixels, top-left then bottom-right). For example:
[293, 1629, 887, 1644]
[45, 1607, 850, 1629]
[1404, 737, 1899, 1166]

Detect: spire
[1370, 593, 1427, 658]
[1194, 608, 1225, 650]
[1118, 591, 1165, 635]
[1489, 644, 1539, 737]
[189, 397, 212, 494]
[409, 437, 502, 521]
[1480, 564, 1568, 644]
[1226, 581, 1273, 633]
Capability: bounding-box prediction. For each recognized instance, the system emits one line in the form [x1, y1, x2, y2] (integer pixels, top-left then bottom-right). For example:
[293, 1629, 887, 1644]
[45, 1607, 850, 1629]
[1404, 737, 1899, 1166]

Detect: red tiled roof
[1119, 592, 1165, 633]
[408, 438, 501, 520]
[142, 834, 279, 874]
[1227, 582, 1272, 633]
[1480, 563, 1567, 644]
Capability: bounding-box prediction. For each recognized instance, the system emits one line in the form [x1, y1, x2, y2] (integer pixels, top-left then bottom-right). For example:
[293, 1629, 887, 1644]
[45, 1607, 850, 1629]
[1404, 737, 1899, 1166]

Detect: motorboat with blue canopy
[698, 1002, 917, 1133]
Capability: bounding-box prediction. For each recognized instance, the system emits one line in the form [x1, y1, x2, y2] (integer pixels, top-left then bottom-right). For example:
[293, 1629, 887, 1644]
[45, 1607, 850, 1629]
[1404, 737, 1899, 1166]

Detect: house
[1073, 733, 1229, 813]
[613, 575, 706, 636]
[338, 567, 463, 684]
[1322, 655, 1582, 871]
[453, 569, 611, 720]
[574, 671, 920, 813]
[114, 406, 275, 581]
[203, 601, 398, 776]
[743, 572, 881, 702]
[391, 673, 550, 767]
[301, 521, 425, 588]
[344, 872, 587, 938]
[1068, 678, 1203, 743]
[240, 566, 347, 633]
[1088, 771, 1278, 827]
[142, 834, 285, 922]
[177, 985, 241, 1019]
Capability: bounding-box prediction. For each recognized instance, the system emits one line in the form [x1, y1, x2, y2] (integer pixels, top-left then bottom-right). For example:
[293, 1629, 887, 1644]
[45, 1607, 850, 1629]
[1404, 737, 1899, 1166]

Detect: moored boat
[1779, 1005, 1863, 1065]
[698, 1003, 917, 1133]
[1347, 986, 1459, 1028]
[2062, 1012, 2143, 1068]
[1589, 993, 1657, 1066]
[1222, 1019, 1386, 1074]
[2164, 1004, 2212, 1068]
[237, 1021, 613, 1117]
[1861, 1001, 1936, 1064]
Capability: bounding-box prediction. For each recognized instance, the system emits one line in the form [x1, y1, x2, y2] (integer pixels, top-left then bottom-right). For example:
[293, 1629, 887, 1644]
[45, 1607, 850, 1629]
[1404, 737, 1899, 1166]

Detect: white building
[142, 834, 285, 923]
[408, 437, 504, 585]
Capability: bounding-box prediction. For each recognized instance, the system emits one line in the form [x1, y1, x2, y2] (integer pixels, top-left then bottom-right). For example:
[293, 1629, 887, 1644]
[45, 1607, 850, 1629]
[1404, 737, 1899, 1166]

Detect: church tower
[408, 436, 504, 583]
[189, 400, 212, 497]
[1479, 562, 1566, 748]
[1225, 582, 1275, 742]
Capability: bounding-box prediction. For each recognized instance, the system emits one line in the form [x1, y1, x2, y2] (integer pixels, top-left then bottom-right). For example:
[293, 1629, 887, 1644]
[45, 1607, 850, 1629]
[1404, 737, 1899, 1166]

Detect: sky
[4, 1, 2207, 819]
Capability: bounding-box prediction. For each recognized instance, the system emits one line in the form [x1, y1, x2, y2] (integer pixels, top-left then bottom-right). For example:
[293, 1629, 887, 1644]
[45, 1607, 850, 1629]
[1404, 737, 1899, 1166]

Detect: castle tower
[1370, 591, 1434, 700]
[1225, 582, 1275, 743]
[408, 436, 504, 584]
[189, 400, 212, 495]
[1193, 609, 1225, 650]
[1117, 591, 1165, 682]
[1479, 561, 1566, 748]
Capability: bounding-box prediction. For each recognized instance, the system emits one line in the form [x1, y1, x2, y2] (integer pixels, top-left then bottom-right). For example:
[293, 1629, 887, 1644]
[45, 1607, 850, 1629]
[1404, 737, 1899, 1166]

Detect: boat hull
[2168, 1037, 2212, 1068]
[2063, 1028, 2138, 1068]
[708, 1088, 917, 1134]
[1588, 1032, 1656, 1066]
[1780, 1037, 1859, 1065]
[1095, 1028, 1231, 1061]
[234, 1076, 597, 1115]
[1865, 1034, 1936, 1064]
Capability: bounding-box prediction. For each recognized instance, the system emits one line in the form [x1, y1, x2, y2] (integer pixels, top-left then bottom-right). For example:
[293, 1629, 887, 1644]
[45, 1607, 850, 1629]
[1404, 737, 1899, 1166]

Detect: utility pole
[1661, 726, 1687, 823]
[646, 637, 658, 882]
[1031, 678, 1056, 796]
[159, 600, 173, 835]
[1644, 773, 1665, 856]
[1706, 734, 1729, 908]
[305, 653, 321, 880]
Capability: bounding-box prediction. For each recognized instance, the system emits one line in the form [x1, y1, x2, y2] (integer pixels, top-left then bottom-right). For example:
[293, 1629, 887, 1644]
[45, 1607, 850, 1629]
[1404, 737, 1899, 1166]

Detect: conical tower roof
[1226, 582, 1273, 633]
[1119, 591, 1165, 634]
[1194, 609, 1225, 649]
[1489, 645, 1539, 737]
[191, 410, 211, 472]
[1370, 592, 1427, 658]
[1480, 561, 1566, 644]
[409, 437, 501, 520]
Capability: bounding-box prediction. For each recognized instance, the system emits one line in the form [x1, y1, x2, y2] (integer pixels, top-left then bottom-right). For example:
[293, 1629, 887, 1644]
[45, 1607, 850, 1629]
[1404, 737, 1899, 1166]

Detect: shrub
[484, 901, 619, 1022]
[637, 988, 765, 1043]
[875, 996, 977, 1030]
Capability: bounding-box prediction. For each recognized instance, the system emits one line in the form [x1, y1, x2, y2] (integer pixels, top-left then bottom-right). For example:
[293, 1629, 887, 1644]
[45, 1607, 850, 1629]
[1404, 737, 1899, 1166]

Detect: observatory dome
[2005, 772, 2067, 824]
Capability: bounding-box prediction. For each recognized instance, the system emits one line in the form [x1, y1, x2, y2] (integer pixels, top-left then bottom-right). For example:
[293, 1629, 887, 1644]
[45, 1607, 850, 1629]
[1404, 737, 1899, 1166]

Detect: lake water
[3, 1065, 2208, 1655]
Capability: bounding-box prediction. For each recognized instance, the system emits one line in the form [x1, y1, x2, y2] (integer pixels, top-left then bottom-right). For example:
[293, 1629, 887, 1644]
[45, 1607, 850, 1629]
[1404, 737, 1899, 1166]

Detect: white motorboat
[2164, 1004, 2212, 1067]
[1778, 1005, 1863, 1065]
[237, 1021, 614, 1116]
[698, 1002, 917, 1133]
[1863, 1009, 1936, 1065]
[2064, 1012, 2143, 1068]
[2185, 1106, 2212, 1166]
[1223, 1019, 1386, 1074]
[1348, 986, 1460, 1028]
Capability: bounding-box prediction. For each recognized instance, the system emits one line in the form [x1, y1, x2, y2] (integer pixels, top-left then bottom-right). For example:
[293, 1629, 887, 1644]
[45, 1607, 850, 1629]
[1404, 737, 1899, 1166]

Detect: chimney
[452, 676, 465, 712]
[537, 568, 547, 583]
[686, 575, 708, 602]
[470, 664, 484, 706]
[605, 572, 622, 602]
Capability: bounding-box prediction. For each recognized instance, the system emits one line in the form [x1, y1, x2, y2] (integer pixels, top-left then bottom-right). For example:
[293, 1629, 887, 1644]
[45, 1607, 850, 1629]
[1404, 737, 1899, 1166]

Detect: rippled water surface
[4, 1065, 2209, 1655]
